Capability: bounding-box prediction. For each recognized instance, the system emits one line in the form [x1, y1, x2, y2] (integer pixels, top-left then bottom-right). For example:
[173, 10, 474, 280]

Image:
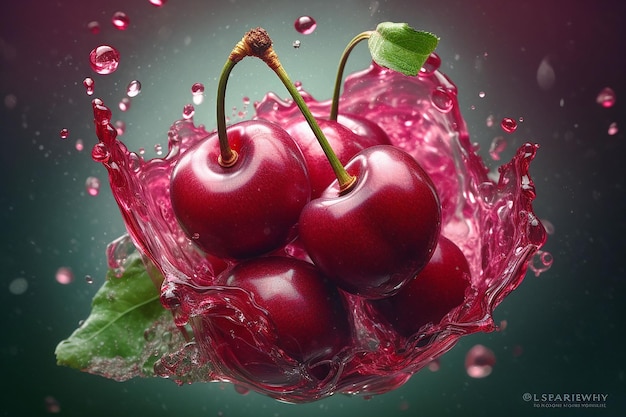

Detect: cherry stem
[329, 31, 373, 121]
[244, 28, 356, 192]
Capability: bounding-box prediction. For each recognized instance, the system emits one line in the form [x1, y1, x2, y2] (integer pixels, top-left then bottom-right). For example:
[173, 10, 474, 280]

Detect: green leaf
[55, 250, 181, 381]
[368, 22, 439, 76]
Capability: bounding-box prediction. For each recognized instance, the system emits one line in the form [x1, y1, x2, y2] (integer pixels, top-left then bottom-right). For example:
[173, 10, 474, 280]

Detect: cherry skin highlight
[367, 236, 471, 337]
[170, 120, 310, 259]
[299, 145, 441, 299]
[205, 256, 351, 384]
[284, 118, 387, 198]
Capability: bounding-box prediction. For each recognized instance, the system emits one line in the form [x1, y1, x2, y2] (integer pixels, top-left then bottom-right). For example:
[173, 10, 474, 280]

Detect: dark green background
[1, 0, 624, 416]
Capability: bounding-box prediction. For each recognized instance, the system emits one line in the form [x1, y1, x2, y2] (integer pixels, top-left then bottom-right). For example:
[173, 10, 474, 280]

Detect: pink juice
[90, 53, 546, 403]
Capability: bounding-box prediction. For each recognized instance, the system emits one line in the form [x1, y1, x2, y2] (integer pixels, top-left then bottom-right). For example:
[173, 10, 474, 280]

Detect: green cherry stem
[329, 31, 373, 122]
[244, 28, 356, 193]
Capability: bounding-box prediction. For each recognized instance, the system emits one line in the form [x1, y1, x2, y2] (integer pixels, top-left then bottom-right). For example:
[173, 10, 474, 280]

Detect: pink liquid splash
[89, 54, 547, 403]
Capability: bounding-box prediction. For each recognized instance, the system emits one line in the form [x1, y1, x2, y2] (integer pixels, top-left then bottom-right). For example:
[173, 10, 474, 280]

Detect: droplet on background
[154, 143, 163, 155]
[59, 128, 69, 139]
[501, 117, 517, 133]
[182, 104, 195, 119]
[489, 136, 507, 160]
[191, 83, 205, 105]
[55, 267, 74, 285]
[149, 0, 167, 6]
[536, 57, 555, 90]
[486, 114, 495, 128]
[528, 250, 554, 277]
[427, 359, 440, 372]
[111, 11, 130, 30]
[478, 91, 486, 98]
[431, 87, 453, 113]
[44, 396, 61, 413]
[596, 87, 616, 108]
[294, 16, 317, 34]
[292, 40, 301, 48]
[83, 77, 95, 95]
[540, 218, 555, 235]
[9, 278, 28, 295]
[75, 139, 84, 152]
[85, 275, 94, 284]
[465, 344, 496, 378]
[4, 93, 17, 109]
[89, 45, 120, 75]
[119, 97, 131, 112]
[608, 122, 618, 135]
[126, 80, 142, 97]
[234, 384, 250, 396]
[87, 21, 100, 34]
[115, 120, 126, 136]
[85, 176, 101, 196]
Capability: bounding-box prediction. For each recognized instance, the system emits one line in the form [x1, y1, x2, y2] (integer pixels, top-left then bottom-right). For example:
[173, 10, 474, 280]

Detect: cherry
[170, 120, 310, 259]
[367, 236, 471, 337]
[207, 256, 351, 384]
[299, 145, 441, 299]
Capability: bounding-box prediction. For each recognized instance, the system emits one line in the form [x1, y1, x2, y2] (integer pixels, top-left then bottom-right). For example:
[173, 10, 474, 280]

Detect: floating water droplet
[608, 122, 618, 135]
[9, 277, 28, 295]
[596, 87, 616, 108]
[55, 267, 74, 284]
[486, 114, 495, 128]
[111, 11, 130, 30]
[119, 97, 131, 112]
[431, 87, 453, 112]
[294, 16, 317, 35]
[191, 82, 205, 95]
[292, 40, 301, 48]
[427, 359, 440, 372]
[528, 250, 554, 277]
[44, 396, 60, 413]
[115, 120, 126, 136]
[85, 176, 101, 196]
[75, 139, 84, 151]
[91, 143, 111, 163]
[83, 77, 95, 95]
[154, 143, 163, 155]
[149, 0, 167, 6]
[126, 80, 142, 97]
[85, 275, 94, 284]
[500, 117, 517, 133]
[87, 21, 100, 34]
[489, 136, 507, 160]
[478, 91, 486, 98]
[242, 96, 250, 106]
[465, 344, 496, 378]
[182, 104, 195, 119]
[89, 45, 120, 75]
[536, 57, 555, 90]
[60, 128, 69, 139]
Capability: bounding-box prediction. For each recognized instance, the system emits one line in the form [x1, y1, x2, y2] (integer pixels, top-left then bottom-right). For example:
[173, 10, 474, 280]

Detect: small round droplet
[44, 396, 61, 414]
[149, 0, 167, 6]
[126, 80, 142, 97]
[528, 250, 554, 277]
[431, 87, 453, 113]
[111, 11, 130, 30]
[294, 16, 317, 35]
[182, 104, 195, 119]
[486, 114, 495, 128]
[56, 267, 74, 285]
[478, 91, 486, 98]
[242, 96, 250, 106]
[9, 278, 28, 295]
[85, 275, 94, 284]
[489, 136, 507, 160]
[536, 57, 555, 90]
[60, 128, 69, 139]
[465, 344, 496, 378]
[4, 94, 17, 109]
[114, 120, 126, 136]
[292, 40, 301, 48]
[500, 117, 517, 133]
[75, 139, 84, 152]
[83, 77, 95, 96]
[119, 97, 131, 112]
[87, 21, 100, 34]
[608, 122, 618, 135]
[89, 45, 120, 75]
[85, 176, 101, 196]
[191, 82, 205, 95]
[596, 87, 616, 108]
[154, 143, 163, 155]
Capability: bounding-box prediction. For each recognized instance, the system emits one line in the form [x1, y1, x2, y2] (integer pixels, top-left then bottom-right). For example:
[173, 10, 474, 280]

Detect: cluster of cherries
[166, 28, 471, 388]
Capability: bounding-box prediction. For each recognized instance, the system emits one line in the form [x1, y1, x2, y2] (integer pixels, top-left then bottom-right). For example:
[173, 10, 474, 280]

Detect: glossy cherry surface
[170, 120, 310, 259]
[368, 236, 471, 337]
[299, 145, 441, 299]
[207, 256, 351, 384]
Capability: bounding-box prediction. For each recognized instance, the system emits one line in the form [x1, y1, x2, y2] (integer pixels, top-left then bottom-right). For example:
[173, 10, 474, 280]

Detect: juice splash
[89, 54, 546, 403]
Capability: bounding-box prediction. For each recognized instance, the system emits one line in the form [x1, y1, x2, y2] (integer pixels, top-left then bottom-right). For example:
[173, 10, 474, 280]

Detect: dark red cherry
[170, 120, 310, 259]
[208, 256, 352, 384]
[299, 145, 441, 299]
[368, 236, 471, 337]
[285, 118, 387, 198]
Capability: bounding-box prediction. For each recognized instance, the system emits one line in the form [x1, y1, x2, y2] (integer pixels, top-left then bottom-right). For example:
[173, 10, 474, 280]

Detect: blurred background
[1, 0, 624, 416]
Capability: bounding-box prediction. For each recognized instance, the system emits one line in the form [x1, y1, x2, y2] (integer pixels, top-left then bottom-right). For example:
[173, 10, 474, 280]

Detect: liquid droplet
[85, 275, 94, 284]
[486, 114, 495, 128]
[431, 87, 453, 112]
[292, 40, 301, 48]
[126, 80, 142, 97]
[91, 143, 111, 163]
[465, 344, 496, 378]
[294, 16, 317, 35]
[149, 0, 167, 6]
[87, 21, 100, 34]
[154, 143, 163, 155]
[89, 45, 120, 75]
[500, 117, 517, 133]
[75, 139, 84, 151]
[536, 57, 555, 90]
[9, 277, 28, 295]
[528, 250, 554, 277]
[182, 104, 195, 119]
[119, 97, 131, 112]
[191, 82, 204, 95]
[83, 77, 95, 96]
[234, 385, 250, 396]
[115, 120, 126, 136]
[596, 87, 616, 108]
[56, 267, 74, 284]
[111, 11, 130, 30]
[44, 396, 61, 413]
[85, 176, 101, 196]
[489, 136, 507, 160]
[60, 128, 69, 139]
[608, 122, 618, 135]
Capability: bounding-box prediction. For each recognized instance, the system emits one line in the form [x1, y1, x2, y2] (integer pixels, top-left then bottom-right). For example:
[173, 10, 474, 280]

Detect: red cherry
[368, 236, 471, 337]
[299, 145, 441, 299]
[170, 120, 310, 259]
[208, 256, 351, 384]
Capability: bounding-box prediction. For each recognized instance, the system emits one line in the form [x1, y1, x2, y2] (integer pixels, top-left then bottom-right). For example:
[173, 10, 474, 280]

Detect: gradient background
[1, 0, 625, 416]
